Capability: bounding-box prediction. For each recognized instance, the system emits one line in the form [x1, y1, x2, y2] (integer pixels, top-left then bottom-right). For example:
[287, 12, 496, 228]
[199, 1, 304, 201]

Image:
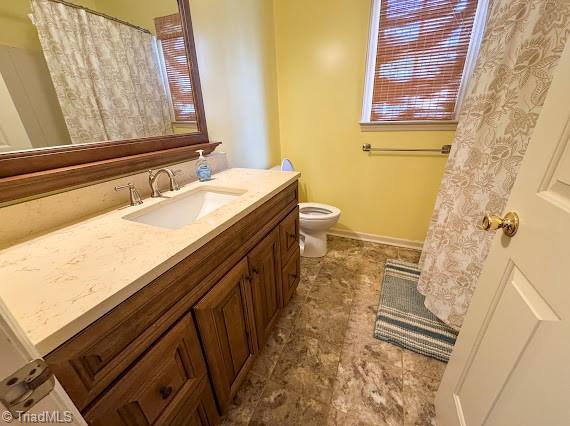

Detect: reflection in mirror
[0, 0, 199, 154]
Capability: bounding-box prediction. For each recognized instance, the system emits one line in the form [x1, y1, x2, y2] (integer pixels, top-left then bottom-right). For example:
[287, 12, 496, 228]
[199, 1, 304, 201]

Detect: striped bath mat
[374, 259, 458, 362]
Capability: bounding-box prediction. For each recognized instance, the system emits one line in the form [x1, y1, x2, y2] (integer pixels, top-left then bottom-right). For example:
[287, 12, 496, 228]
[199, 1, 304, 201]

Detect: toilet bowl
[299, 203, 341, 257]
[271, 158, 341, 257]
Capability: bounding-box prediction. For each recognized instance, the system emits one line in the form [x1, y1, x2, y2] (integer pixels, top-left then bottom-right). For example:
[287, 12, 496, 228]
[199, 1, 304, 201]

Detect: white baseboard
[328, 228, 424, 250]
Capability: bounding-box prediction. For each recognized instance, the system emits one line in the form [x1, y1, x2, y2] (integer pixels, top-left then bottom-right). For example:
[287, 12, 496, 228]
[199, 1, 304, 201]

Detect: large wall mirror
[0, 0, 217, 203]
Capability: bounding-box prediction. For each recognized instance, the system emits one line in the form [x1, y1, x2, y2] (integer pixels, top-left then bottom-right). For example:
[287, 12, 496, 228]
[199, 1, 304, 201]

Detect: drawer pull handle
[159, 386, 173, 400]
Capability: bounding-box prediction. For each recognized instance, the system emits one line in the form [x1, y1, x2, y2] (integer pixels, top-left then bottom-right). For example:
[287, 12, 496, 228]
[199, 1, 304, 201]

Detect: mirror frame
[0, 0, 219, 204]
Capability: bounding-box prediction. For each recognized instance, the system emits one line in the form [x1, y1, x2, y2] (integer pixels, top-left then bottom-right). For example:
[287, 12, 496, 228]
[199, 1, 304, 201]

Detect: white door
[0, 299, 84, 425]
[435, 42, 570, 425]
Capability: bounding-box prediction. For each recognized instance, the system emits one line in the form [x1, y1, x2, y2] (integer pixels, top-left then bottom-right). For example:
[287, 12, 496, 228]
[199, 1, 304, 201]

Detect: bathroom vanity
[0, 169, 300, 425]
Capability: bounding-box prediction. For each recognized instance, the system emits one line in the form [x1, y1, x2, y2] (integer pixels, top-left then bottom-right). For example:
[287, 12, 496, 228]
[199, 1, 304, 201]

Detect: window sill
[360, 121, 458, 132]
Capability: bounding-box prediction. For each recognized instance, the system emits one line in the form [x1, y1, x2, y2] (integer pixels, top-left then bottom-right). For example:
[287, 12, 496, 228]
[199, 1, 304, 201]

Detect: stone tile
[301, 256, 323, 283]
[295, 296, 350, 346]
[318, 256, 356, 283]
[403, 371, 438, 426]
[343, 274, 403, 370]
[251, 327, 292, 377]
[308, 265, 354, 306]
[403, 350, 447, 382]
[343, 329, 403, 370]
[250, 380, 330, 426]
[270, 331, 342, 404]
[319, 254, 382, 297]
[275, 292, 304, 330]
[326, 235, 365, 260]
[327, 407, 375, 426]
[398, 248, 422, 264]
[331, 349, 404, 425]
[362, 241, 399, 263]
[220, 372, 267, 425]
[296, 276, 314, 297]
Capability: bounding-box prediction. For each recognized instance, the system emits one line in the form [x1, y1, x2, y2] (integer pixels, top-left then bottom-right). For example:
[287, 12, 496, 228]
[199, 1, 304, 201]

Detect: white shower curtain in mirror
[418, 0, 570, 330]
[31, 0, 173, 144]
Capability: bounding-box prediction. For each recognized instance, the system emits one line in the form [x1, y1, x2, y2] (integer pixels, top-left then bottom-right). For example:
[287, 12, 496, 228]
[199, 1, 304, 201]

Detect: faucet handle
[115, 183, 143, 206]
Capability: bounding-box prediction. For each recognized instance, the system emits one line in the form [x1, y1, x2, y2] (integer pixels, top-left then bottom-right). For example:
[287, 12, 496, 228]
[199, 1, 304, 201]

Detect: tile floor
[220, 236, 446, 426]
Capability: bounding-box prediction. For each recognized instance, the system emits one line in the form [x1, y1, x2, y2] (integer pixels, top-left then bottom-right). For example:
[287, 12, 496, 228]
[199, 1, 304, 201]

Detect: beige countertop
[0, 168, 299, 355]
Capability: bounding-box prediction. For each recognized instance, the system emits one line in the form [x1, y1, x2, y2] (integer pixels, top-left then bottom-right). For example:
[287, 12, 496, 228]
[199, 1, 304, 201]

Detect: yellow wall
[0, 0, 97, 51]
[273, 0, 452, 242]
[0, 1, 41, 50]
[190, 0, 281, 168]
[94, 0, 177, 34]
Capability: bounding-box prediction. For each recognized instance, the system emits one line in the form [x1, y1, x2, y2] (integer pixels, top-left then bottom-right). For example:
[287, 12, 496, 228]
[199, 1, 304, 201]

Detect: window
[362, 0, 486, 128]
[154, 13, 196, 123]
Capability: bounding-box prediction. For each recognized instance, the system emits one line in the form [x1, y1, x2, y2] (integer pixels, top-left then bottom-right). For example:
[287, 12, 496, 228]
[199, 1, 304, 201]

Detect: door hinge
[0, 359, 55, 415]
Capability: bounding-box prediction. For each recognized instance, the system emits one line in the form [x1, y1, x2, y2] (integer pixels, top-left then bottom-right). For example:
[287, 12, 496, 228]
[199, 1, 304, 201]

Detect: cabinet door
[282, 245, 301, 306]
[247, 228, 282, 347]
[193, 258, 257, 412]
[279, 207, 299, 262]
[84, 313, 218, 426]
[161, 378, 218, 426]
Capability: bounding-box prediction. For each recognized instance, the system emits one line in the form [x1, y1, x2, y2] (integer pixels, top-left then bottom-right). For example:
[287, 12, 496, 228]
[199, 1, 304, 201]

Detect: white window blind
[364, 0, 481, 123]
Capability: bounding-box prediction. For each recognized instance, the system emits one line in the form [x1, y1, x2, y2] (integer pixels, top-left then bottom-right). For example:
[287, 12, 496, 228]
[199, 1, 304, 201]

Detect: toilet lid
[299, 202, 341, 221]
[281, 158, 294, 171]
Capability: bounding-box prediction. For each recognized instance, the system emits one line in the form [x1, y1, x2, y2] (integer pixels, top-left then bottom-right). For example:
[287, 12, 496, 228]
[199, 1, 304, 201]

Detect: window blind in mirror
[154, 13, 196, 122]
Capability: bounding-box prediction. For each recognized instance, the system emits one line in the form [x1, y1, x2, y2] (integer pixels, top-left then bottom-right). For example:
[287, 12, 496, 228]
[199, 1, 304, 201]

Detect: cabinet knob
[159, 385, 173, 400]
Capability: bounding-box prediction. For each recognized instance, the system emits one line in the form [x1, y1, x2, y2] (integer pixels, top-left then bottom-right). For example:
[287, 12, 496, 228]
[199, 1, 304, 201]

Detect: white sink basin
[124, 186, 246, 229]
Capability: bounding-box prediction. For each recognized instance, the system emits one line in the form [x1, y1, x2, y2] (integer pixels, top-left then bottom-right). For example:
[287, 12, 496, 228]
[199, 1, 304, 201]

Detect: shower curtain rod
[40, 0, 152, 34]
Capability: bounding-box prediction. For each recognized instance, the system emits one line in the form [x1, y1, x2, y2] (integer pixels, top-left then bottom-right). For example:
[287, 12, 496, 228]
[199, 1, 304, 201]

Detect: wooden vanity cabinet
[45, 181, 299, 424]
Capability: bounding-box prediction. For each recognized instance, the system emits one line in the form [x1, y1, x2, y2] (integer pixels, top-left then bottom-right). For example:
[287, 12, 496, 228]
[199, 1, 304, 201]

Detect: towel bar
[362, 143, 451, 154]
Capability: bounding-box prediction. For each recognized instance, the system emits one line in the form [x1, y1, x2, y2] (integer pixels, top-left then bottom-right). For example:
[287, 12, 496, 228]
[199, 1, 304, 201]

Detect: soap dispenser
[195, 150, 212, 182]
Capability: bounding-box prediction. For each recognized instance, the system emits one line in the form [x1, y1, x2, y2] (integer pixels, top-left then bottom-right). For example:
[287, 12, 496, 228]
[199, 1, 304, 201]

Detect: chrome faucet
[148, 168, 180, 197]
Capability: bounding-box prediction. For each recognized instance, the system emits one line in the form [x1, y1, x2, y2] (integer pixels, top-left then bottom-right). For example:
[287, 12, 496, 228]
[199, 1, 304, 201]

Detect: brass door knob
[481, 212, 519, 237]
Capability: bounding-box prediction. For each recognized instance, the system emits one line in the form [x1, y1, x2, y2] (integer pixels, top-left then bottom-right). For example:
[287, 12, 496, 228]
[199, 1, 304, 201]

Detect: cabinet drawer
[282, 245, 301, 306]
[279, 207, 299, 262]
[84, 313, 217, 425]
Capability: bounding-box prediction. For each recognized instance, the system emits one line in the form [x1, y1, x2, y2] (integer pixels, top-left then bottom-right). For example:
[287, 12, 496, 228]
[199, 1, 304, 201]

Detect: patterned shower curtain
[418, 0, 570, 330]
[31, 0, 173, 144]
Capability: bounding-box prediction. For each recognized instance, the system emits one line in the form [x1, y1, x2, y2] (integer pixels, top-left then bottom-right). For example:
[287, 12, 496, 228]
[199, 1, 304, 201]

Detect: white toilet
[298, 202, 341, 257]
[274, 159, 341, 257]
